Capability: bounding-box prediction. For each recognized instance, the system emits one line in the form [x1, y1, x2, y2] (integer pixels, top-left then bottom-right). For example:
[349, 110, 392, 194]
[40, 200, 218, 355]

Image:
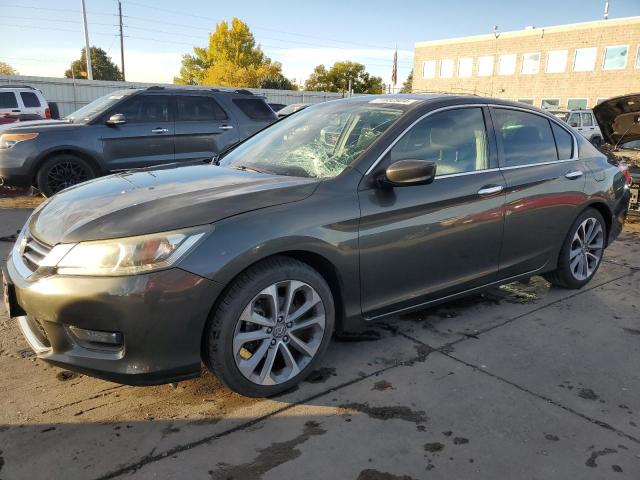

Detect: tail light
[45, 107, 51, 119]
[618, 161, 633, 186]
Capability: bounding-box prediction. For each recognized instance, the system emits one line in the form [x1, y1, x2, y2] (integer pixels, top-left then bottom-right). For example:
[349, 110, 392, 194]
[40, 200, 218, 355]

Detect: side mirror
[569, 121, 579, 127]
[106, 113, 126, 126]
[379, 159, 437, 187]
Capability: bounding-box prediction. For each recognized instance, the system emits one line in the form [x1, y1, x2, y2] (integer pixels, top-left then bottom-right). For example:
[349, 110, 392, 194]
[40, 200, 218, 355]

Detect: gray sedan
[2, 95, 630, 397]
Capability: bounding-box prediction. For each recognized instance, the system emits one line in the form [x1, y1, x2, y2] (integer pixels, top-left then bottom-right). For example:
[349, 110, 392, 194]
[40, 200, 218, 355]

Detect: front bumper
[0, 146, 34, 188]
[4, 253, 223, 385]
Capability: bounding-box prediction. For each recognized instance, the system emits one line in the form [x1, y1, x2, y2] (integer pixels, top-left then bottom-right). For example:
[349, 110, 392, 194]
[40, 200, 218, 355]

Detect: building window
[541, 99, 560, 110]
[521, 53, 540, 74]
[546, 50, 568, 73]
[422, 60, 436, 78]
[573, 47, 597, 71]
[498, 54, 516, 75]
[477, 56, 494, 76]
[458, 57, 473, 77]
[440, 59, 454, 78]
[517, 99, 534, 105]
[636, 46, 640, 69]
[603, 45, 628, 70]
[567, 98, 588, 110]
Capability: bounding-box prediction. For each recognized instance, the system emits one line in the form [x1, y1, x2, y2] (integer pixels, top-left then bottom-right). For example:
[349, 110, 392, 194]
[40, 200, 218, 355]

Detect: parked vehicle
[277, 103, 310, 118]
[0, 86, 277, 196]
[3, 95, 629, 397]
[593, 93, 640, 216]
[0, 85, 57, 122]
[563, 109, 604, 147]
[268, 103, 286, 112]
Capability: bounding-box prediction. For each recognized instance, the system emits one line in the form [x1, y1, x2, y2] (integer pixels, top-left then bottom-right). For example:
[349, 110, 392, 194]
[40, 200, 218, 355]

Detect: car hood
[29, 164, 319, 245]
[0, 119, 80, 133]
[592, 94, 640, 147]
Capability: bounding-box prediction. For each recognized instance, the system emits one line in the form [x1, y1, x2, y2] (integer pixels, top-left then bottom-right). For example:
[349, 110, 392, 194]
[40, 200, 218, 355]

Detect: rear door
[491, 106, 586, 278]
[100, 94, 175, 170]
[174, 94, 239, 163]
[581, 112, 596, 140]
[358, 106, 506, 318]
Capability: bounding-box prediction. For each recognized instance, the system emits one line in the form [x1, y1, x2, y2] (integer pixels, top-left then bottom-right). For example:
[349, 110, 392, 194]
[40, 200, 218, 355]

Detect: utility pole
[118, 0, 125, 80]
[604, 0, 610, 19]
[80, 0, 93, 80]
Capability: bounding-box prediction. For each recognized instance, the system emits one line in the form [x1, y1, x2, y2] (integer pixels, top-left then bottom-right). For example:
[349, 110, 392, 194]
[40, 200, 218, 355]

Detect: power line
[0, 3, 114, 16]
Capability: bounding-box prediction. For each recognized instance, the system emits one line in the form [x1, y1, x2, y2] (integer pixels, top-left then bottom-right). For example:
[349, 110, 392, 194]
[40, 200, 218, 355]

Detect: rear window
[176, 96, 227, 121]
[20, 92, 41, 108]
[232, 98, 275, 121]
[0, 92, 18, 109]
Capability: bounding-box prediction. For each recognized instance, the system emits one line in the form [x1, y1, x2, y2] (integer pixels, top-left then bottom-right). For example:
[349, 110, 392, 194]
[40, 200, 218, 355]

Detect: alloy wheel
[232, 280, 326, 386]
[569, 217, 604, 281]
[47, 161, 92, 193]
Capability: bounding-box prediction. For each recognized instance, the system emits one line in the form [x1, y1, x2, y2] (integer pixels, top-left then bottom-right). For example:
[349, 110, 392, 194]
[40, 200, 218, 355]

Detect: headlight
[0, 133, 39, 149]
[47, 226, 210, 276]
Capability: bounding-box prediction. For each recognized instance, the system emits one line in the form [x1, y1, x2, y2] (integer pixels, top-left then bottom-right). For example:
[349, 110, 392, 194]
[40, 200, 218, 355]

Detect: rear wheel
[35, 154, 96, 197]
[545, 208, 606, 289]
[590, 136, 602, 148]
[203, 256, 335, 397]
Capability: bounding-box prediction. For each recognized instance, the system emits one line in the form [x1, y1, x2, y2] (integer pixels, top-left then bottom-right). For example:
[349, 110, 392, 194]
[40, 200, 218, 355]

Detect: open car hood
[593, 94, 640, 147]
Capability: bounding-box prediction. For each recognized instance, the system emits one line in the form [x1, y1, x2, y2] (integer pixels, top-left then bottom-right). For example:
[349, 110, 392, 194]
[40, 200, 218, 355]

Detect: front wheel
[545, 208, 606, 289]
[35, 154, 96, 197]
[203, 256, 335, 397]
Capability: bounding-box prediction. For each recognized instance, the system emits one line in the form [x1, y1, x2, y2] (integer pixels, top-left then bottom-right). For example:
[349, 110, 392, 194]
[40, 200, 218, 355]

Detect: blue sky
[1, 0, 638, 86]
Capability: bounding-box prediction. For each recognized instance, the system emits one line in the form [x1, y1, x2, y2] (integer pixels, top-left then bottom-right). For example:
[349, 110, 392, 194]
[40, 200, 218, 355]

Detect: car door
[358, 106, 506, 318]
[100, 94, 175, 170]
[491, 106, 586, 278]
[174, 94, 239, 163]
[0, 91, 21, 118]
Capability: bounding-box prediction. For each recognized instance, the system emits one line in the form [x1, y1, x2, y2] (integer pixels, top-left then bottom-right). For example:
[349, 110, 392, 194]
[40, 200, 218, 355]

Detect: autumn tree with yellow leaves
[175, 18, 294, 89]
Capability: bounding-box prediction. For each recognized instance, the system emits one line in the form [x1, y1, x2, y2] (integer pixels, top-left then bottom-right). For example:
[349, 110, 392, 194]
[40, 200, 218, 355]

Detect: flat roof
[415, 16, 640, 48]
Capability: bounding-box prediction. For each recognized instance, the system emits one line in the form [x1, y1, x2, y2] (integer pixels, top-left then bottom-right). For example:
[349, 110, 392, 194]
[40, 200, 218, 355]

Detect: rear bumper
[609, 186, 631, 244]
[4, 254, 224, 386]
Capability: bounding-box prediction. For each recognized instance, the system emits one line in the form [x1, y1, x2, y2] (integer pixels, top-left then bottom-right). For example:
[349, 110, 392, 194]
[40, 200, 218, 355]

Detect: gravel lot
[1, 206, 639, 480]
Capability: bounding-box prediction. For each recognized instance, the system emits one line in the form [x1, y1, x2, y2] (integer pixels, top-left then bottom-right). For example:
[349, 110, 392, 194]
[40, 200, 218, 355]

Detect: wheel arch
[32, 147, 103, 184]
[583, 200, 612, 246]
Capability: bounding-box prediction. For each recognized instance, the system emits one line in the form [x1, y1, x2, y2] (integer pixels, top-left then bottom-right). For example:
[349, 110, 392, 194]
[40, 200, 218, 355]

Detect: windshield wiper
[230, 165, 268, 174]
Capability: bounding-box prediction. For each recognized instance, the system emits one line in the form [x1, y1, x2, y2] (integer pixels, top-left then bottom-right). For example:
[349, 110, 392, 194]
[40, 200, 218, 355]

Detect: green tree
[64, 47, 122, 81]
[259, 74, 298, 90]
[0, 62, 18, 76]
[399, 70, 413, 93]
[304, 61, 383, 94]
[175, 17, 294, 89]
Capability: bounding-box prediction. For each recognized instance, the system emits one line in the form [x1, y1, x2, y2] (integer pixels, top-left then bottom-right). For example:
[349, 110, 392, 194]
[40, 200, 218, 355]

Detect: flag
[391, 48, 398, 86]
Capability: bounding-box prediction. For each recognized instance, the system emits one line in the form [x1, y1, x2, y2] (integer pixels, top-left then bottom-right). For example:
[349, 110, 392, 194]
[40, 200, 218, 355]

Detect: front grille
[21, 232, 52, 272]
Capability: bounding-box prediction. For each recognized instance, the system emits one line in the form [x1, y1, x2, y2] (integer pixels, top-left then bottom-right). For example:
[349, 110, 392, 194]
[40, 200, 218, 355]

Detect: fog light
[68, 326, 123, 346]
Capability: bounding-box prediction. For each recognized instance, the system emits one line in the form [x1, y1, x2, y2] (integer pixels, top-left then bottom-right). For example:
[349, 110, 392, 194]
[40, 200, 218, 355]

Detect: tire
[35, 154, 97, 197]
[545, 208, 606, 289]
[203, 256, 335, 397]
[590, 136, 602, 148]
[48, 102, 60, 120]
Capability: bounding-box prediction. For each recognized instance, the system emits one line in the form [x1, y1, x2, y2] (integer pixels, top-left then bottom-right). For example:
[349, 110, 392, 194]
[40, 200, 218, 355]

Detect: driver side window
[389, 107, 489, 176]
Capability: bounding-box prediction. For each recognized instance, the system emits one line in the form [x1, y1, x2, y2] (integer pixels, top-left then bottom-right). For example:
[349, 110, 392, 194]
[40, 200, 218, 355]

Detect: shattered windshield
[219, 100, 407, 178]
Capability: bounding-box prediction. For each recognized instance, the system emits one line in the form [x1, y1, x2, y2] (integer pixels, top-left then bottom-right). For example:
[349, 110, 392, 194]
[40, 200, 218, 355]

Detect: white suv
[0, 85, 54, 123]
[565, 109, 603, 147]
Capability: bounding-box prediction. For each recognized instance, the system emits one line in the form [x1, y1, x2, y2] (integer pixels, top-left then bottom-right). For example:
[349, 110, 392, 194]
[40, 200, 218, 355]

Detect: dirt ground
[0, 210, 639, 479]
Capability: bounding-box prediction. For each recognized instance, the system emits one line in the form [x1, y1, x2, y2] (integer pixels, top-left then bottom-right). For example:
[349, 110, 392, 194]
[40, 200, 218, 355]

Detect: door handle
[219, 125, 234, 131]
[565, 170, 583, 180]
[151, 128, 169, 134]
[478, 185, 503, 196]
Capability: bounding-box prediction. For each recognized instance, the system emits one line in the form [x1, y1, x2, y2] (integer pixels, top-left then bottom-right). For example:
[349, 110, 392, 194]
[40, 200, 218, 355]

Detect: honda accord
[2, 95, 630, 397]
